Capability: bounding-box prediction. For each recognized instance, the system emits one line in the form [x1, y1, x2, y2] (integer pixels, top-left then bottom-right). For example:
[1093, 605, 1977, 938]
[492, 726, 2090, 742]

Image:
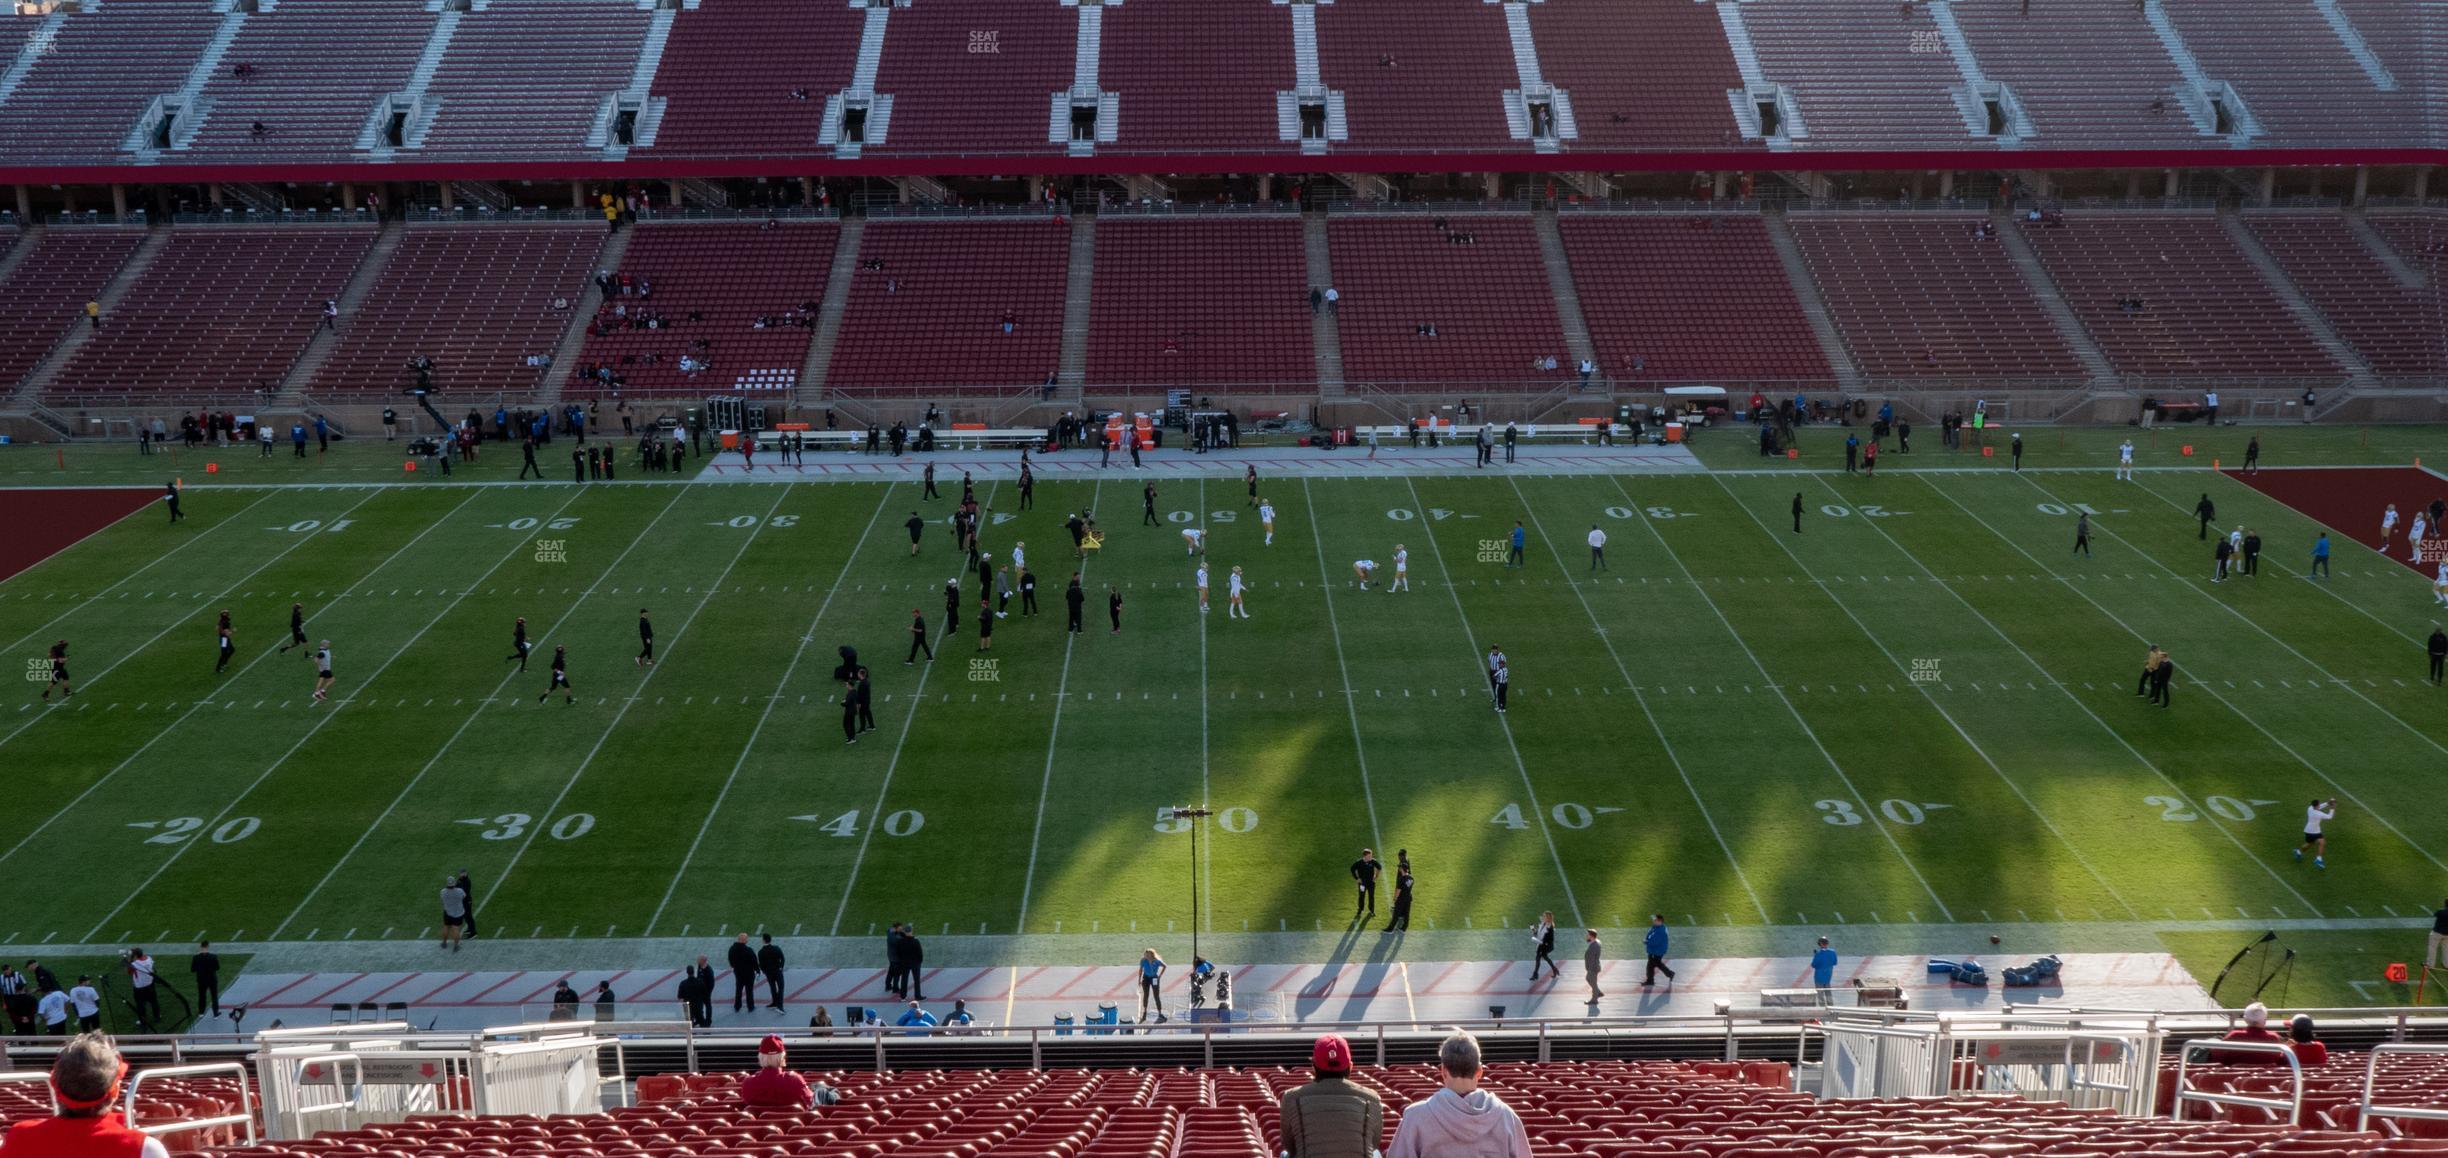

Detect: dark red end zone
[2223, 467, 2447, 577]
[0, 488, 159, 584]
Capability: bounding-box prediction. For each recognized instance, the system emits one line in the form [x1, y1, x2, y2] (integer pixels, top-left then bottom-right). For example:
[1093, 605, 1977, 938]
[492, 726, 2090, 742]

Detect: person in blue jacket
[1643, 915, 1676, 986]
[1812, 936, 1838, 991]
[894, 1000, 938, 1036]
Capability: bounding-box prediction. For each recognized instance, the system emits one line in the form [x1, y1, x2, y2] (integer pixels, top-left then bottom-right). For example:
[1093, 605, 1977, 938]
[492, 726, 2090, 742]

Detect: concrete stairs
[2141, 1, 2261, 141]
[0, 7, 72, 111]
[10, 226, 173, 404]
[1993, 213, 2120, 384]
[361, 8, 463, 154]
[0, 224, 45, 286]
[1530, 209, 1599, 380]
[1302, 211, 1346, 394]
[125, 9, 251, 158]
[2311, 0, 2397, 90]
[1759, 209, 1864, 392]
[796, 216, 866, 404]
[1055, 215, 1096, 390]
[274, 219, 407, 399]
[2346, 214, 2427, 288]
[536, 223, 636, 405]
[2216, 207, 2377, 387]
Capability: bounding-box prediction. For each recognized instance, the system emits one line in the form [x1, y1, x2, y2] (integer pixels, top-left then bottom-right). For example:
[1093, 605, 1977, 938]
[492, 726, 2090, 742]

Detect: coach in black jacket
[727, 934, 759, 1011]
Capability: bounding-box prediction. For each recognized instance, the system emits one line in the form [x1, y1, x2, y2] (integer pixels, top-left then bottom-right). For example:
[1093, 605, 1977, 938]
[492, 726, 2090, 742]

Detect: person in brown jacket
[1280, 1034, 1384, 1158]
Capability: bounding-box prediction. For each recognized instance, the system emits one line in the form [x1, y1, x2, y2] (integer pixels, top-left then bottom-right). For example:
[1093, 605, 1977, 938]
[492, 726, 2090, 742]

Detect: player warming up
[2297, 798, 2336, 869]
[311, 642, 335, 703]
[1195, 561, 1210, 613]
[1226, 566, 1251, 619]
[1353, 559, 1377, 589]
[506, 617, 530, 671]
[1258, 499, 1277, 546]
[541, 645, 575, 704]
[636, 609, 655, 667]
[277, 602, 309, 655]
[2116, 439, 2134, 481]
[1389, 545, 1409, 593]
[40, 640, 70, 700]
[215, 611, 235, 674]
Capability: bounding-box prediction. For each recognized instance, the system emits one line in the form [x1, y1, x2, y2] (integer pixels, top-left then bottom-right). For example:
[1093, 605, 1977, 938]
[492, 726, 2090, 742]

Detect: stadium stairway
[1994, 213, 2122, 385]
[1302, 211, 1346, 393]
[2217, 205, 2380, 387]
[2345, 212, 2429, 289]
[1056, 214, 1096, 392]
[9, 224, 173, 405]
[274, 219, 407, 401]
[1760, 208, 1866, 392]
[535, 220, 636, 407]
[1531, 208, 1601, 383]
[0, 221, 43, 286]
[797, 216, 865, 406]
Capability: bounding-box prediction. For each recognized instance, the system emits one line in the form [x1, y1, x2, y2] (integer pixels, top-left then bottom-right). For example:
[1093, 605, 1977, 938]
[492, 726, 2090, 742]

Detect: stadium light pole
[1170, 807, 1212, 968]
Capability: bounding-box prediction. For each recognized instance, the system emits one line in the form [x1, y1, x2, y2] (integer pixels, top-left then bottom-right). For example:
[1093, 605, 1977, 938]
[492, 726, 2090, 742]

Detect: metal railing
[2356, 1043, 2448, 1132]
[0, 1071, 54, 1115]
[126, 1061, 257, 1148]
[2171, 1038, 2303, 1124]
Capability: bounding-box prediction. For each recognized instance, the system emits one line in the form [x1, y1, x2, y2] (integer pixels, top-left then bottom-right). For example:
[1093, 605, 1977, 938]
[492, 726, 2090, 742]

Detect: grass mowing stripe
[2009, 471, 2448, 875]
[0, 490, 279, 662]
[1298, 479, 1388, 854]
[264, 483, 664, 940]
[648, 484, 900, 936]
[1908, 477, 2336, 915]
[0, 488, 393, 868]
[1605, 475, 1956, 922]
[1504, 477, 1770, 924]
[1012, 479, 1104, 934]
[1722, 473, 2143, 921]
[78, 486, 539, 941]
[1397, 477, 1583, 930]
[480, 483, 800, 912]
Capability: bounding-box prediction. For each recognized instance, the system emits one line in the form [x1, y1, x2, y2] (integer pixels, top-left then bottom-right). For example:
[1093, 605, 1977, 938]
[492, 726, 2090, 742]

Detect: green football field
[4, 435, 2447, 994]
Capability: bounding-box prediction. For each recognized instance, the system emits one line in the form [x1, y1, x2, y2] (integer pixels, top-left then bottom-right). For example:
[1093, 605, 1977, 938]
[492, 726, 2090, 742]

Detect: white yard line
[647, 486, 897, 935]
[1398, 478, 1583, 929]
[1012, 479, 1105, 935]
[0, 490, 278, 662]
[824, 480, 994, 936]
[84, 488, 553, 941]
[1195, 478, 1214, 934]
[0, 489, 395, 866]
[1607, 476, 1956, 922]
[1297, 479, 1386, 853]
[268, 484, 687, 940]
[482, 484, 798, 909]
[1710, 475, 2142, 921]
[1902, 478, 2330, 915]
[1503, 478, 1770, 924]
[2006, 472, 2448, 874]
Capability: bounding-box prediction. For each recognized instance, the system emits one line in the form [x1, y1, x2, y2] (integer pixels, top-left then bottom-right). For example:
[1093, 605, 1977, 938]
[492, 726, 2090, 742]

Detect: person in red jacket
[2288, 1015, 2329, 1066]
[3, 1033, 170, 1156]
[740, 1035, 815, 1109]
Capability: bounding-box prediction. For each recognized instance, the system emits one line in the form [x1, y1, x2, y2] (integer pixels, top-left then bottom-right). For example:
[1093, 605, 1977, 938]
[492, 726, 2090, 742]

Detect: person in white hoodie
[1386, 1030, 1532, 1158]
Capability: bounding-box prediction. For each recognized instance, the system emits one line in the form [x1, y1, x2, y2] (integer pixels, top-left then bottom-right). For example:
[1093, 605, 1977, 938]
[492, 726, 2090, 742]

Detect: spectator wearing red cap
[1278, 1034, 1384, 1158]
[740, 1035, 814, 1108]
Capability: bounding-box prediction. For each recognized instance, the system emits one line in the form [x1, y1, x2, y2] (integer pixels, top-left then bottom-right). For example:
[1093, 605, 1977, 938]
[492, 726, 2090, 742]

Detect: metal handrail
[0, 1071, 56, 1115]
[125, 1060, 257, 1146]
[2172, 1038, 2303, 1124]
[2357, 1043, 2448, 1132]
[279, 1051, 362, 1139]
